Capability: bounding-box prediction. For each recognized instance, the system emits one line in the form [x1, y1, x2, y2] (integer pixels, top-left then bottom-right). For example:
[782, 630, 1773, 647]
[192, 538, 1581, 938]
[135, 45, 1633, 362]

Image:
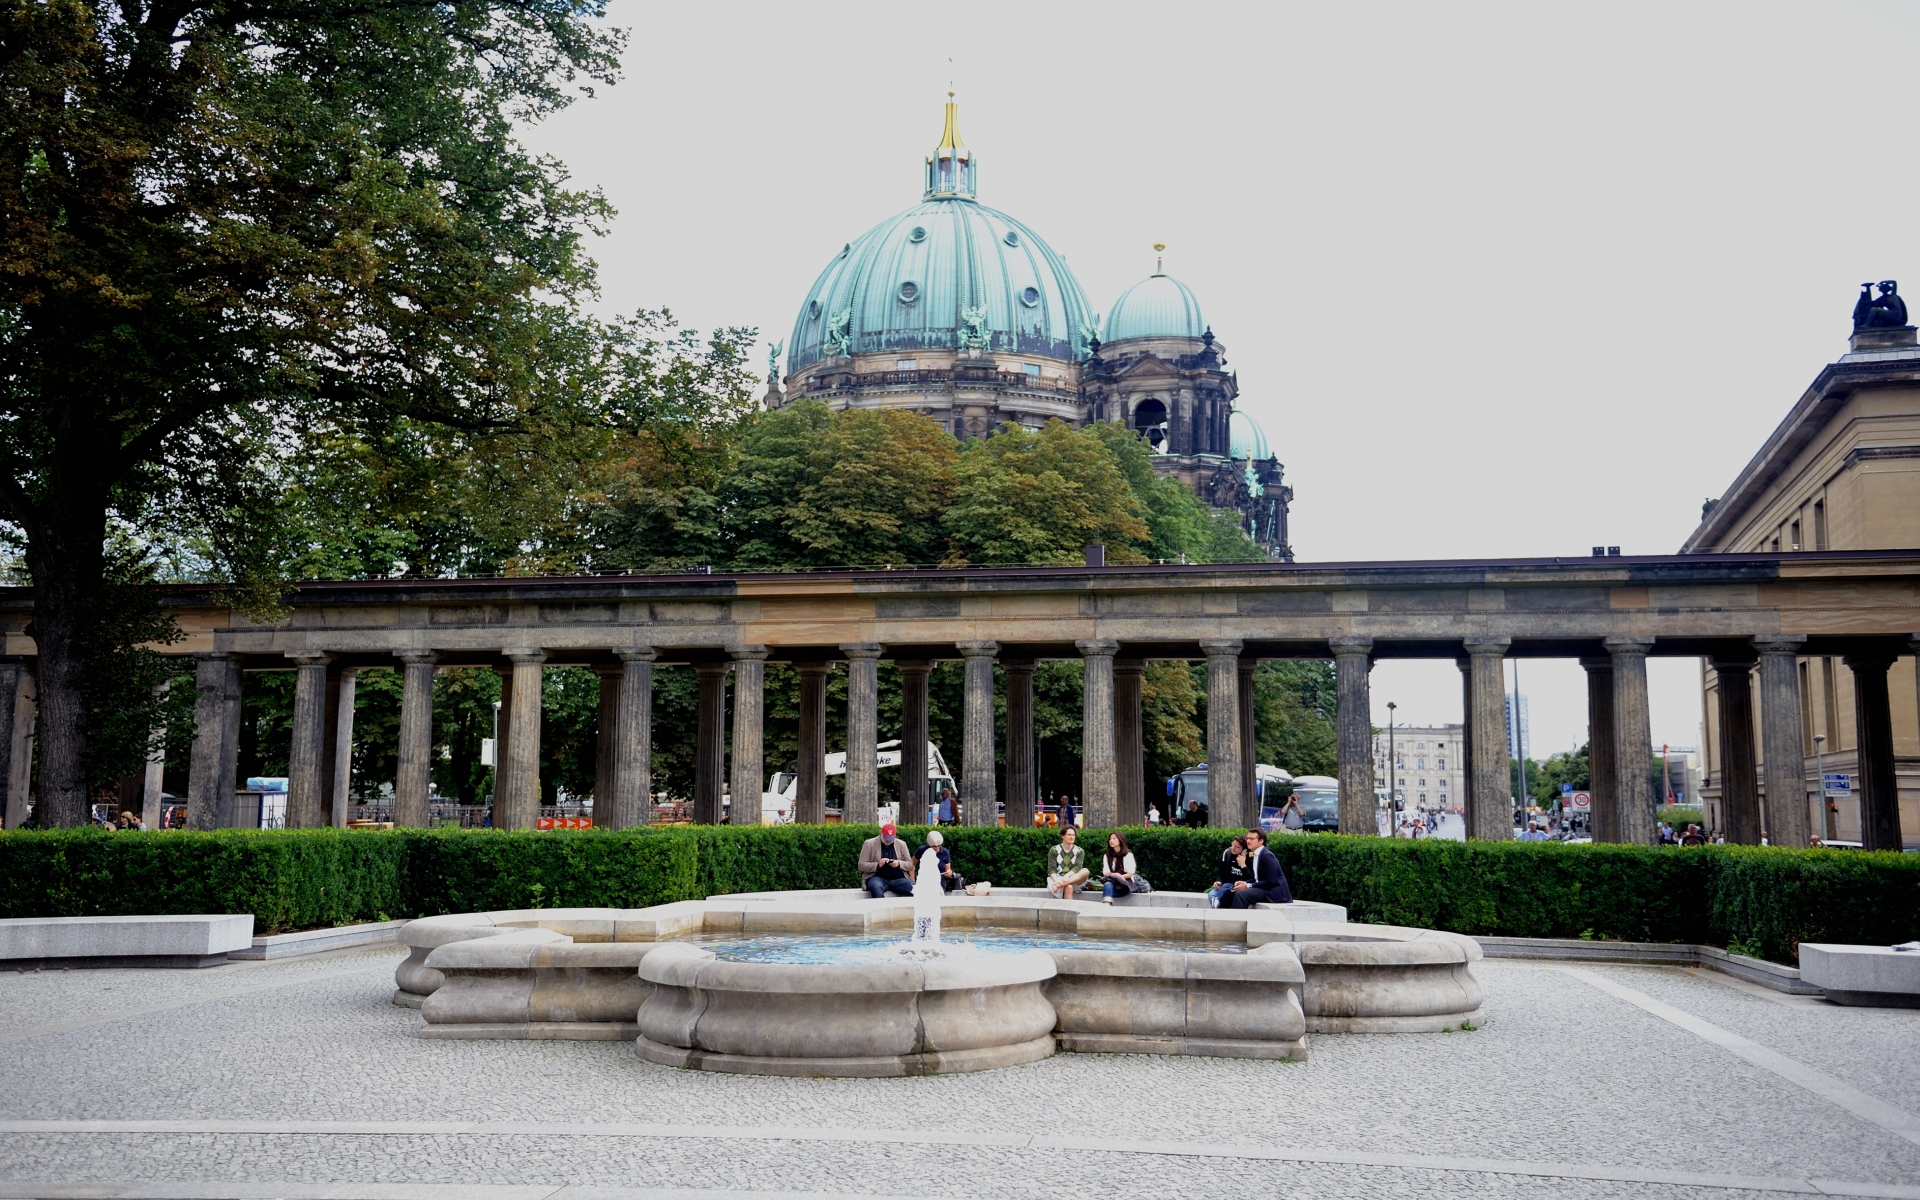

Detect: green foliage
[1659, 806, 1706, 829]
[1528, 744, 1591, 804]
[945, 421, 1151, 566]
[6, 827, 1913, 965]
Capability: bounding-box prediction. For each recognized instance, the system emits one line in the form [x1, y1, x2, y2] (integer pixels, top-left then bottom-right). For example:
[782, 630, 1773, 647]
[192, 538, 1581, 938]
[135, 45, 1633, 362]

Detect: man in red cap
[858, 821, 917, 898]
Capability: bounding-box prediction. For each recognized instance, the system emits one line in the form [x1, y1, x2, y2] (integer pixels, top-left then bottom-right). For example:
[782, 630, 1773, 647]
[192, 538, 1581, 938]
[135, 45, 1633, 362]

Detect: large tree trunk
[23, 500, 108, 829]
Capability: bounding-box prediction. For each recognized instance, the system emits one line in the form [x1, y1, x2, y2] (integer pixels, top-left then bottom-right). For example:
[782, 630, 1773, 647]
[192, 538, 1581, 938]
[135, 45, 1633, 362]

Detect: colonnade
[92, 631, 1914, 849]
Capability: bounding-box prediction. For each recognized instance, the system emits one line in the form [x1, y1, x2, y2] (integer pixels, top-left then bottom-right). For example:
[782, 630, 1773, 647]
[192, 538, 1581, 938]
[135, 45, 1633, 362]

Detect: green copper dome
[1230, 410, 1270, 461]
[788, 103, 1095, 373]
[1103, 272, 1206, 341]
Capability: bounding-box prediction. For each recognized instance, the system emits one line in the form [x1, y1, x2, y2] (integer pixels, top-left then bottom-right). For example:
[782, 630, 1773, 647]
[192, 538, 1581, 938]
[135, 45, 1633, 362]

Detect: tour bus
[754, 740, 958, 826]
[1279, 774, 1341, 833]
[1166, 763, 1292, 827]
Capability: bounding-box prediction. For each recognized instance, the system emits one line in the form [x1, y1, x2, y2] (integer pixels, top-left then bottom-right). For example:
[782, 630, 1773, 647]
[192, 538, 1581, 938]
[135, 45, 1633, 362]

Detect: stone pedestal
[1848, 325, 1918, 353]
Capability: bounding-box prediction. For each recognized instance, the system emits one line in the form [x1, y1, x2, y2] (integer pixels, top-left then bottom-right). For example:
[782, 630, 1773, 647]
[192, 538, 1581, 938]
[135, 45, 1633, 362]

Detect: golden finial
[1154, 242, 1166, 274]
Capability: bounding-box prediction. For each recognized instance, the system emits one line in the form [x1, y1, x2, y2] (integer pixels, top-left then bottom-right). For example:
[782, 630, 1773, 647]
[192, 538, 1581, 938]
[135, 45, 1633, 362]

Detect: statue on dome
[1853, 281, 1908, 330]
[765, 340, 783, 385]
[959, 306, 990, 350]
[823, 309, 853, 358]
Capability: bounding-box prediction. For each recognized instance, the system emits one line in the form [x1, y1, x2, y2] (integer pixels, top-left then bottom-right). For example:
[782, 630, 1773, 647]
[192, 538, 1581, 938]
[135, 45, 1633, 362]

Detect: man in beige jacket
[859, 821, 916, 898]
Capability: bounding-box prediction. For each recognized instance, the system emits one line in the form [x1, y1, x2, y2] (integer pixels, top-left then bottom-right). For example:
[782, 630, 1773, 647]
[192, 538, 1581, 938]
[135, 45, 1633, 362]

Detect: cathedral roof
[1230, 410, 1272, 462]
[786, 100, 1095, 374]
[1103, 271, 1207, 341]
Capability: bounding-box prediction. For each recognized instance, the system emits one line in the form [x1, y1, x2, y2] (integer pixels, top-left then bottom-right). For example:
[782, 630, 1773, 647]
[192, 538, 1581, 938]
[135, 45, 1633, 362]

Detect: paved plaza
[0, 944, 1917, 1200]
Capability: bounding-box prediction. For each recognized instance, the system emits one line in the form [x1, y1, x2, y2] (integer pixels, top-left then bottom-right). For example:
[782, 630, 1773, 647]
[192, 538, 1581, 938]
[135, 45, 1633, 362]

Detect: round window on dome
[1003, 231, 1021, 247]
[808, 300, 822, 320]
[898, 281, 919, 304]
[1020, 286, 1040, 307]
[908, 225, 927, 243]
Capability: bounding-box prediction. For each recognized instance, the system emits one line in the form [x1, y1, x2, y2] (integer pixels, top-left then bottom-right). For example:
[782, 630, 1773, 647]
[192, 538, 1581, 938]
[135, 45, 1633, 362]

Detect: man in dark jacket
[1223, 828, 1292, 907]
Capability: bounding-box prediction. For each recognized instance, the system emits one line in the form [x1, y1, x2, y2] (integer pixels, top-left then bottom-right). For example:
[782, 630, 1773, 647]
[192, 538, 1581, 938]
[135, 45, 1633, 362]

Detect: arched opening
[1132, 398, 1169, 454]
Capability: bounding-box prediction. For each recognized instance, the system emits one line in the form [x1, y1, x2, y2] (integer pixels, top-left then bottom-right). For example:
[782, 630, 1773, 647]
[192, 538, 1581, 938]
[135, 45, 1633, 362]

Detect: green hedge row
[2, 825, 1915, 963]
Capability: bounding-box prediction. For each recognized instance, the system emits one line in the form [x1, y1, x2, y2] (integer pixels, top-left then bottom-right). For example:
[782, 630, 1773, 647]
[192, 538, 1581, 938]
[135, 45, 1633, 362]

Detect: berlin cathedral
[764, 98, 1294, 560]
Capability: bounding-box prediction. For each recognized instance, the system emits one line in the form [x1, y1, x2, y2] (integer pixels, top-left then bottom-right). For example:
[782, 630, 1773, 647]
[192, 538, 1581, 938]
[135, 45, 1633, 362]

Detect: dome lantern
[923, 93, 976, 199]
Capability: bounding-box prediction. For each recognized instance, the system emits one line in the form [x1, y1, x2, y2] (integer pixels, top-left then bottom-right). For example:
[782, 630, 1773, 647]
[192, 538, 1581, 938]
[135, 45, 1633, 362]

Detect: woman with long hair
[1100, 831, 1138, 905]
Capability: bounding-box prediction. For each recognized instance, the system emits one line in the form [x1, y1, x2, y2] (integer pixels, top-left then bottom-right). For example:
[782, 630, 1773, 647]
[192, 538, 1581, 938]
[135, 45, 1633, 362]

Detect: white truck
[757, 740, 958, 826]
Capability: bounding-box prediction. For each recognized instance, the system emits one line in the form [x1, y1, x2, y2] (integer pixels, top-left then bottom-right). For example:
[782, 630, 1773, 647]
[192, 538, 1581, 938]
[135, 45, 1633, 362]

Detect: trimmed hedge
[2, 825, 1915, 962]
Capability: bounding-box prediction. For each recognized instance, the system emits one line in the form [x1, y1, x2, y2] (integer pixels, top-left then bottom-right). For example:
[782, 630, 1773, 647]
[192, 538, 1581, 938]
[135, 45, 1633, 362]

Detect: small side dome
[1229, 411, 1271, 462]
[1103, 273, 1206, 341]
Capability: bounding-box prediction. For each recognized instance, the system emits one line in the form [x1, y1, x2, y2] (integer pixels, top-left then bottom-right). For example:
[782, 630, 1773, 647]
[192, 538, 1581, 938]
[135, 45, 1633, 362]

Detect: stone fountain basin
[396, 893, 1483, 1069]
[634, 941, 1059, 1077]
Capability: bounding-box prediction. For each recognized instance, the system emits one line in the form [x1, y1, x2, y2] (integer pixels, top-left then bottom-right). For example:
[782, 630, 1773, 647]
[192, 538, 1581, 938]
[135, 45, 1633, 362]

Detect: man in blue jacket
[1222, 828, 1292, 908]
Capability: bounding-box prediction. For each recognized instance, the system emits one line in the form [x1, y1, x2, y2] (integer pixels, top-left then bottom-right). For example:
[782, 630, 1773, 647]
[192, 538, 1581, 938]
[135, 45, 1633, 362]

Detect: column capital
[616, 647, 657, 664]
[1602, 635, 1655, 656]
[1750, 635, 1807, 655]
[838, 643, 884, 659]
[197, 649, 234, 664]
[394, 650, 439, 667]
[287, 651, 333, 667]
[1843, 645, 1901, 670]
[504, 650, 548, 666]
[695, 660, 735, 676]
[1578, 655, 1613, 671]
[1113, 657, 1147, 676]
[1328, 635, 1373, 654]
[1199, 638, 1244, 657]
[956, 640, 1000, 658]
[1075, 638, 1120, 657]
[895, 659, 932, 674]
[731, 644, 770, 661]
[1461, 637, 1511, 655]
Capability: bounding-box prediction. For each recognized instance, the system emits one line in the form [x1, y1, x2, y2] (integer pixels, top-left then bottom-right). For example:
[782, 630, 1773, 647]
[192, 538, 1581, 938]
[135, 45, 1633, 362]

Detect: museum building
[763, 98, 1293, 559]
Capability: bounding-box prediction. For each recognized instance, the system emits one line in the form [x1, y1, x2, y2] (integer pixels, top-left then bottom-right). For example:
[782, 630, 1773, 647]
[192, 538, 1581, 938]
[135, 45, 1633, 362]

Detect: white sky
[521, 0, 1920, 756]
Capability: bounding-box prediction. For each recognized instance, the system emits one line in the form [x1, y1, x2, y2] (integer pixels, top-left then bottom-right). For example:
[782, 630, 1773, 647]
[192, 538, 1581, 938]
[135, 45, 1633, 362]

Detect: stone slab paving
[2, 949, 1919, 1199]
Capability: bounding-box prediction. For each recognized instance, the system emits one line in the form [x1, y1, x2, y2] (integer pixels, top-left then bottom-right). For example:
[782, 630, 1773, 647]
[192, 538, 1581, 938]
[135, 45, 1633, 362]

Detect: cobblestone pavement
[1, 947, 1918, 1199]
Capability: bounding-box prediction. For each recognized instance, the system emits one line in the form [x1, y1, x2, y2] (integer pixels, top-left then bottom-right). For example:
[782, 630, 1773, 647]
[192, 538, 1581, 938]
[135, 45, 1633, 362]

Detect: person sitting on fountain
[922, 828, 968, 893]
[1221, 828, 1292, 908]
[859, 821, 916, 898]
[1099, 831, 1141, 905]
[1045, 826, 1090, 900]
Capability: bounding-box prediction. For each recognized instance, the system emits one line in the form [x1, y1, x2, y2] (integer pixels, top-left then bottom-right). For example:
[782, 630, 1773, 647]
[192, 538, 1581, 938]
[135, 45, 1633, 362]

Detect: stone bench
[1798, 943, 1920, 1008]
[0, 914, 254, 968]
[1047, 943, 1307, 1060]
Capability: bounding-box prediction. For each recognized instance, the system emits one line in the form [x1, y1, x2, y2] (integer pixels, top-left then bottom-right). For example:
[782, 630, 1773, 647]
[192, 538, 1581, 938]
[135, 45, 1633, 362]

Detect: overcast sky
[520, 0, 1919, 758]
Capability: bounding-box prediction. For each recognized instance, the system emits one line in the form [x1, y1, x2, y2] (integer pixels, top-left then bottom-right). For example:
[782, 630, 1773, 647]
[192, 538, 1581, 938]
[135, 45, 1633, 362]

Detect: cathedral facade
[766, 99, 1293, 560]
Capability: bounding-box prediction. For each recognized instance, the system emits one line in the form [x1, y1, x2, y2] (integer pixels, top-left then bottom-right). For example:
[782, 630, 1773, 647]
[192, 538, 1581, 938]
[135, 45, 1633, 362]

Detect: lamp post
[1387, 701, 1398, 837]
[1813, 732, 1832, 843]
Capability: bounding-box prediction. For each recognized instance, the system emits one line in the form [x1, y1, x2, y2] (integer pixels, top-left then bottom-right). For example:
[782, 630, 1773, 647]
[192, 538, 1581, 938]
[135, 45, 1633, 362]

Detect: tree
[944, 420, 1151, 566]
[0, 0, 623, 824]
[1528, 744, 1591, 805]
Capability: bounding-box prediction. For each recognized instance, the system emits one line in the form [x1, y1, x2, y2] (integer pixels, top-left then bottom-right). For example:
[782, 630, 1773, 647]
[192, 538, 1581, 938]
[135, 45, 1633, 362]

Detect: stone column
[0, 660, 34, 831]
[1238, 656, 1258, 819]
[498, 651, 546, 831]
[731, 647, 770, 827]
[1201, 639, 1245, 830]
[1463, 638, 1513, 840]
[694, 661, 731, 825]
[1114, 658, 1146, 826]
[958, 641, 998, 826]
[393, 651, 438, 829]
[1457, 658, 1473, 824]
[1077, 640, 1119, 829]
[607, 649, 655, 829]
[1606, 636, 1656, 845]
[1002, 657, 1036, 829]
[593, 665, 619, 816]
[1753, 636, 1809, 847]
[1580, 656, 1616, 842]
[187, 653, 241, 830]
[1710, 654, 1761, 844]
[897, 661, 931, 818]
[286, 652, 332, 829]
[330, 668, 358, 828]
[791, 661, 828, 825]
[1845, 646, 1903, 852]
[1330, 637, 1375, 837]
[841, 645, 882, 826]
[491, 666, 513, 829]
[141, 678, 168, 833]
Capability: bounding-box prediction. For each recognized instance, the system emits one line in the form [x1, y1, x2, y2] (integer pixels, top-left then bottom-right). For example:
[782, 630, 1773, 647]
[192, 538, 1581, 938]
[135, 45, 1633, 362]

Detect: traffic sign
[1561, 783, 1573, 795]
[1823, 773, 1851, 798]
[1569, 791, 1592, 810]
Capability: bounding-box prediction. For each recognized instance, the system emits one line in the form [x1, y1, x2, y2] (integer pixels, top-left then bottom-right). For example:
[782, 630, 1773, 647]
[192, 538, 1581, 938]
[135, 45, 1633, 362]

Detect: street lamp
[1387, 701, 1398, 837]
[1813, 732, 1831, 843]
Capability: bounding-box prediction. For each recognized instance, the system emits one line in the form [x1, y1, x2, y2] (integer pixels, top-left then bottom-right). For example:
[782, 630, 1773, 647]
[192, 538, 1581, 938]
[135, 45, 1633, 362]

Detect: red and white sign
[1569, 791, 1592, 810]
[535, 817, 593, 830]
